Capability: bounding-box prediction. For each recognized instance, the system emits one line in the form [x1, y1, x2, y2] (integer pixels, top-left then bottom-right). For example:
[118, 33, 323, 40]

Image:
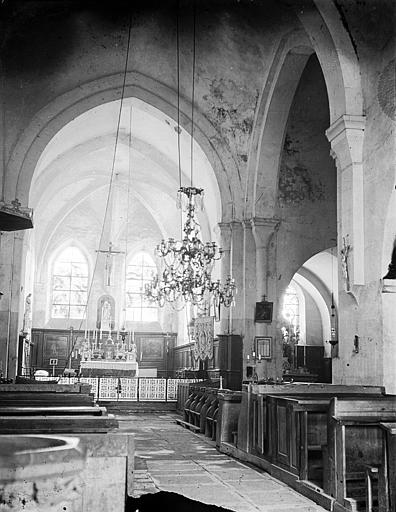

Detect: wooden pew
[183, 386, 200, 423]
[199, 390, 218, 434]
[0, 405, 108, 415]
[380, 423, 396, 512]
[216, 391, 242, 448]
[189, 388, 207, 426]
[0, 392, 94, 406]
[178, 386, 220, 436]
[242, 383, 385, 459]
[205, 397, 219, 440]
[327, 396, 396, 512]
[266, 395, 329, 483]
[0, 382, 118, 434]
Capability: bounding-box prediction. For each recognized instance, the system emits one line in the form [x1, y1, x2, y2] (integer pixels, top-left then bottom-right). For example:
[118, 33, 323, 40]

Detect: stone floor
[117, 413, 327, 512]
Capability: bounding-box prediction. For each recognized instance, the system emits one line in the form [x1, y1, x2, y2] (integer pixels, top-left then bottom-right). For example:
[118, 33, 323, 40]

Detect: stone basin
[0, 435, 86, 511]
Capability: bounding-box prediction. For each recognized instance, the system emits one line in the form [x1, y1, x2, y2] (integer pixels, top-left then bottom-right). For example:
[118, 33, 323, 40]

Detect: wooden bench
[266, 395, 329, 482]
[0, 382, 118, 434]
[199, 390, 218, 434]
[0, 392, 94, 406]
[175, 418, 201, 432]
[176, 386, 218, 438]
[244, 383, 385, 459]
[0, 405, 107, 416]
[0, 415, 118, 433]
[205, 398, 219, 440]
[189, 389, 207, 426]
[328, 396, 396, 512]
[380, 423, 396, 512]
[183, 387, 200, 423]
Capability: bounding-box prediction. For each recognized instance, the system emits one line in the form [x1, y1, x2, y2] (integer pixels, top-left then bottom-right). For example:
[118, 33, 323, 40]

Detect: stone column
[326, 115, 367, 386]
[229, 221, 244, 335]
[326, 115, 366, 287]
[251, 217, 280, 380]
[242, 220, 256, 377]
[251, 217, 280, 319]
[218, 222, 232, 334]
[0, 231, 25, 379]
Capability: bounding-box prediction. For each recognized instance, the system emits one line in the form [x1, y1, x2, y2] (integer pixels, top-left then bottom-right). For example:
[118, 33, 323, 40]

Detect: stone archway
[5, 72, 239, 222]
[245, 29, 314, 220]
[245, 0, 364, 222]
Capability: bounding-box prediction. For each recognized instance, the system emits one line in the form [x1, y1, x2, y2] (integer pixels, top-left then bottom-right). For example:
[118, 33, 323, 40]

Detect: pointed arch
[245, 0, 364, 219]
[5, 72, 238, 221]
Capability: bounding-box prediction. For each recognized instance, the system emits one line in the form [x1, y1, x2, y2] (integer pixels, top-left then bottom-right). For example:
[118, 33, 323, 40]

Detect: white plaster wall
[329, 1, 396, 390]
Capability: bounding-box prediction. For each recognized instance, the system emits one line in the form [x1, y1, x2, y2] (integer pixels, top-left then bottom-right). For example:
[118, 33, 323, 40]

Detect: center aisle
[117, 413, 326, 512]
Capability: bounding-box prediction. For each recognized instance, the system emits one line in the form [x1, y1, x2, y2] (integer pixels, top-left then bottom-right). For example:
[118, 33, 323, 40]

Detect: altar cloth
[80, 360, 138, 377]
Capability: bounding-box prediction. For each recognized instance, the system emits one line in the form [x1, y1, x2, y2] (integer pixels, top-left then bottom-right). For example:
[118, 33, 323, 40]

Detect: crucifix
[96, 242, 125, 286]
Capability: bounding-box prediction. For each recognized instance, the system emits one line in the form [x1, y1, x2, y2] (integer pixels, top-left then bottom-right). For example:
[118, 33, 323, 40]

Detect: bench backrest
[251, 383, 385, 396]
[331, 396, 396, 421]
[0, 383, 91, 394]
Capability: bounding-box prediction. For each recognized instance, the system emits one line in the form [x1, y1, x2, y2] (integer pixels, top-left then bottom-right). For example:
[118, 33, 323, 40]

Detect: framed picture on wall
[255, 336, 272, 359]
[254, 301, 273, 323]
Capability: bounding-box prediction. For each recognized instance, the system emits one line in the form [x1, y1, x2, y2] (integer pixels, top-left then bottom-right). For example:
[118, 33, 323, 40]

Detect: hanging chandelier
[144, 3, 235, 312]
[145, 186, 235, 309]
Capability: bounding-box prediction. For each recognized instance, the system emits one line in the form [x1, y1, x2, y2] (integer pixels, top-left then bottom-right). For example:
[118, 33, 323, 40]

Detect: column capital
[250, 217, 280, 248]
[242, 219, 253, 231]
[326, 114, 366, 167]
[250, 217, 280, 229]
[326, 114, 366, 142]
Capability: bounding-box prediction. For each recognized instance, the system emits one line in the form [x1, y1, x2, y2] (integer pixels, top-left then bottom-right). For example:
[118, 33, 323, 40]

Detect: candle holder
[246, 351, 262, 364]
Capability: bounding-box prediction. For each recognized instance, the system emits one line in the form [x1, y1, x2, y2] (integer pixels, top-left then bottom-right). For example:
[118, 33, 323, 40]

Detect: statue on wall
[383, 236, 396, 279]
[101, 300, 111, 330]
[22, 293, 32, 334]
[129, 343, 137, 362]
[96, 295, 115, 331]
[340, 235, 351, 291]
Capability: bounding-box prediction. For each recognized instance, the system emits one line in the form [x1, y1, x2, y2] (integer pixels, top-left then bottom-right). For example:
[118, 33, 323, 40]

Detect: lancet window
[51, 246, 88, 319]
[282, 283, 300, 343]
[126, 252, 158, 322]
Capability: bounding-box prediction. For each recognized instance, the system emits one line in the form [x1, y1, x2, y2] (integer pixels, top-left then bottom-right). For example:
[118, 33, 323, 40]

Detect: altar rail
[58, 377, 202, 402]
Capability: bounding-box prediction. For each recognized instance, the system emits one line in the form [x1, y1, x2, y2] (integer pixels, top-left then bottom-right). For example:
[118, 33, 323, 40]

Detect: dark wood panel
[31, 329, 176, 376]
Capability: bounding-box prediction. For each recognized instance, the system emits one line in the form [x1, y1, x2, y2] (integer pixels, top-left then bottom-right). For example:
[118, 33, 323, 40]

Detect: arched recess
[245, 0, 364, 219]
[245, 29, 313, 218]
[5, 72, 240, 221]
[280, 248, 338, 376]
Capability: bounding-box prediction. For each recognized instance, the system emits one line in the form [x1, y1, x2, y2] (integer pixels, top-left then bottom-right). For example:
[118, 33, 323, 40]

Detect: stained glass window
[52, 247, 88, 319]
[126, 252, 158, 322]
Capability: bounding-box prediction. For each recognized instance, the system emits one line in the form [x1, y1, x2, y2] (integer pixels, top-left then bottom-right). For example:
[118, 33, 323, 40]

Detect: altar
[79, 360, 138, 377]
